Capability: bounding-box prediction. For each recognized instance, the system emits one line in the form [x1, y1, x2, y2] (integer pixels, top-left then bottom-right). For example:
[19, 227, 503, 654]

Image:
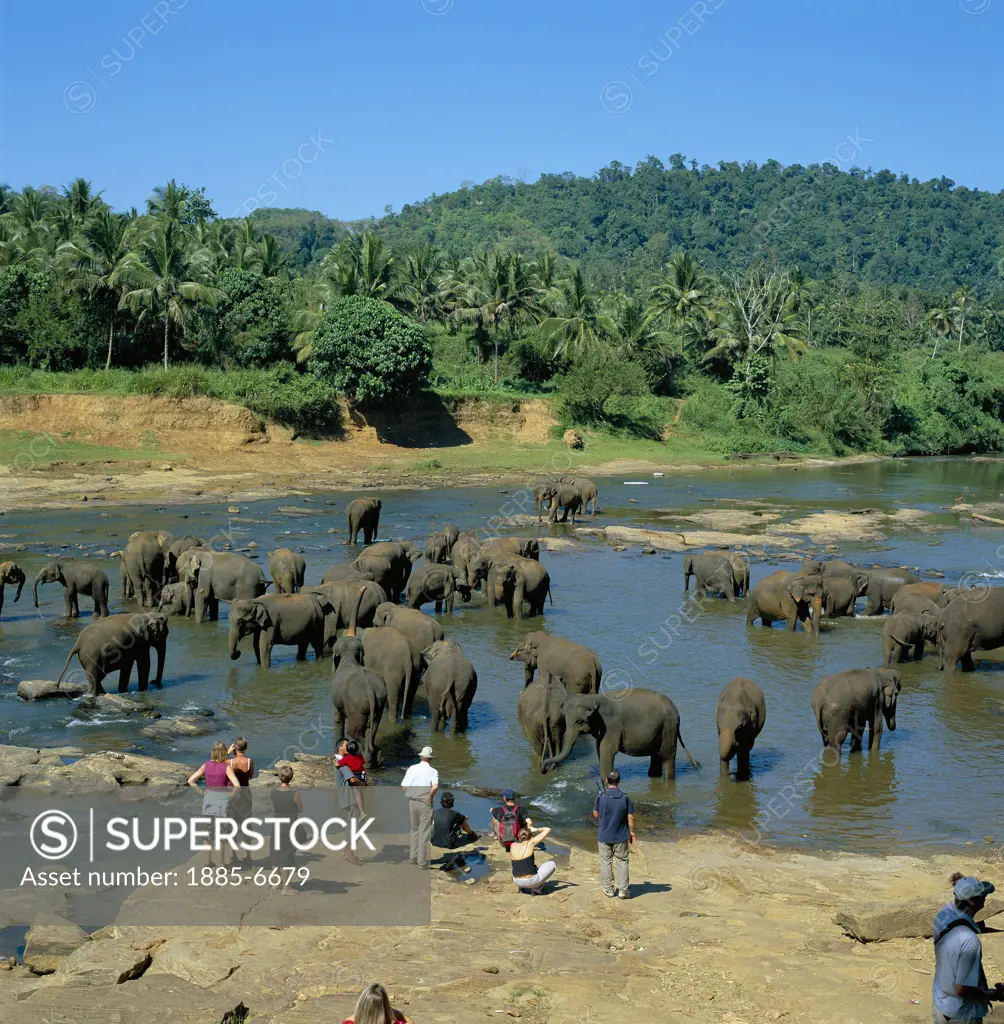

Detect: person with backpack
[932, 872, 1004, 1023]
[491, 789, 531, 850]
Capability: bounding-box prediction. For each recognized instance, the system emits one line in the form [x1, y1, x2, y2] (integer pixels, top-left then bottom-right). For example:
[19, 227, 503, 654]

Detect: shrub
[310, 296, 431, 404]
[556, 356, 667, 438]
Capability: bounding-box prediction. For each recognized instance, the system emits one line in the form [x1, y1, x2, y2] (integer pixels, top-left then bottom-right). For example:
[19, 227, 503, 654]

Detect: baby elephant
[882, 610, 939, 664]
[157, 581, 193, 617]
[406, 564, 471, 613]
[268, 548, 306, 594]
[811, 668, 901, 759]
[33, 560, 109, 618]
[424, 534, 450, 564]
[715, 677, 766, 780]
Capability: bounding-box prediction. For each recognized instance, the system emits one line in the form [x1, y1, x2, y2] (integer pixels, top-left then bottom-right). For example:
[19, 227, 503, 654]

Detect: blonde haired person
[342, 982, 413, 1024]
[187, 741, 239, 867]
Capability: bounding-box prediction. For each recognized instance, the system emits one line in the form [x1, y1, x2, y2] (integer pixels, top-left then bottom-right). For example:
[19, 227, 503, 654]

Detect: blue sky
[1, 0, 1001, 220]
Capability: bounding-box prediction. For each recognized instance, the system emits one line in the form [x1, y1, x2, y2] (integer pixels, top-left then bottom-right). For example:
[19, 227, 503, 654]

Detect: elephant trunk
[32, 572, 42, 608]
[228, 622, 242, 660]
[13, 576, 24, 603]
[153, 638, 166, 686]
[810, 594, 823, 636]
[540, 728, 578, 774]
[718, 726, 737, 764]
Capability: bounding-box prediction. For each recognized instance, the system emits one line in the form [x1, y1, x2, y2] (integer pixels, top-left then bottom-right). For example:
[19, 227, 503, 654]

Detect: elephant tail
[56, 642, 81, 687]
[678, 728, 701, 770]
[547, 581, 554, 606]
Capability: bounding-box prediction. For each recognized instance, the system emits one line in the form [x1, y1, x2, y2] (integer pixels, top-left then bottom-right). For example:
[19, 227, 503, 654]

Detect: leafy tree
[649, 250, 711, 354]
[539, 266, 612, 360]
[310, 295, 431, 403]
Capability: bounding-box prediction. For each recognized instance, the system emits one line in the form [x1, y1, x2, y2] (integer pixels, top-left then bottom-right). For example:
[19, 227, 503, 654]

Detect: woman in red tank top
[187, 742, 240, 867]
[342, 983, 412, 1024]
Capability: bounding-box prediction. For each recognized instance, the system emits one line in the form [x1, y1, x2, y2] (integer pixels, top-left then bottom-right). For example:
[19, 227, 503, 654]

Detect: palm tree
[398, 243, 446, 322]
[352, 231, 394, 299]
[146, 180, 187, 222]
[11, 186, 53, 262]
[61, 178, 103, 223]
[649, 250, 710, 354]
[927, 305, 954, 358]
[256, 234, 290, 279]
[57, 212, 133, 369]
[953, 285, 973, 352]
[705, 266, 807, 371]
[539, 266, 613, 361]
[112, 221, 219, 370]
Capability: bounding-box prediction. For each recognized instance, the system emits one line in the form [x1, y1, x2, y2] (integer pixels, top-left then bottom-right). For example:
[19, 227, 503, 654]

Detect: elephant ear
[788, 578, 805, 601]
[855, 572, 870, 594]
[252, 602, 271, 627]
[879, 668, 902, 699]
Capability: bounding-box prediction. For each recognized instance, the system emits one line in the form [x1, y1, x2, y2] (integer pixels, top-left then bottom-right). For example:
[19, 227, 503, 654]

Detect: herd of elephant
[6, 475, 999, 783]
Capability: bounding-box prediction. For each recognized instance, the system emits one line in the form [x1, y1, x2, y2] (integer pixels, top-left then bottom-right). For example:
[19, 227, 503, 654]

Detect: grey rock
[17, 679, 88, 701]
[23, 923, 90, 975]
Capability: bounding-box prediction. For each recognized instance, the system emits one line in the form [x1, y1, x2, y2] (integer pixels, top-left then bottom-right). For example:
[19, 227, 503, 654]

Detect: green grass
[0, 430, 183, 467]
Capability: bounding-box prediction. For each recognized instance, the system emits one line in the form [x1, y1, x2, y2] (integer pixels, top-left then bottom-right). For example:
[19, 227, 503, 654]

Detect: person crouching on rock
[509, 825, 556, 896]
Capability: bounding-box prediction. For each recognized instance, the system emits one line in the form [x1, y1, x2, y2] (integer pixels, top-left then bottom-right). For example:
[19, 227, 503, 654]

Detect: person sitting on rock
[431, 791, 479, 871]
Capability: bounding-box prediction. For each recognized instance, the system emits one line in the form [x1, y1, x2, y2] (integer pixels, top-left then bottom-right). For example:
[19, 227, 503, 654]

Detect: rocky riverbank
[1, 745, 1002, 1024]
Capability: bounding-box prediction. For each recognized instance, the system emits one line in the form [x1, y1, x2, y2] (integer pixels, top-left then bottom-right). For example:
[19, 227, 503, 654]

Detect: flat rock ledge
[835, 896, 1003, 942]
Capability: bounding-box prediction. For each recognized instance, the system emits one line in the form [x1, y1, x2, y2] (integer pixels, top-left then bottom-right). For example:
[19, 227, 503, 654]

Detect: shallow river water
[2, 457, 1002, 853]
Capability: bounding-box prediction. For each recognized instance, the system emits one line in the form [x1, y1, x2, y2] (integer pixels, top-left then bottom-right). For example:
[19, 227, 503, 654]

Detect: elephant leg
[261, 629, 274, 669]
[720, 756, 731, 777]
[864, 595, 880, 616]
[334, 707, 344, 737]
[311, 636, 323, 660]
[829, 730, 846, 759]
[252, 630, 262, 665]
[735, 746, 751, 780]
[597, 739, 616, 779]
[648, 754, 663, 777]
[208, 596, 219, 622]
[118, 656, 135, 694]
[961, 651, 975, 672]
[194, 590, 207, 623]
[445, 593, 454, 613]
[455, 706, 469, 733]
[135, 649, 150, 691]
[296, 641, 308, 661]
[914, 641, 924, 660]
[848, 717, 863, 752]
[430, 699, 442, 732]
[89, 667, 106, 697]
[434, 599, 443, 613]
[746, 604, 757, 626]
[869, 712, 882, 750]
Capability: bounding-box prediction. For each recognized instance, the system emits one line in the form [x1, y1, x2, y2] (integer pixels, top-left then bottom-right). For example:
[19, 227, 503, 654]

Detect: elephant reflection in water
[807, 749, 897, 831]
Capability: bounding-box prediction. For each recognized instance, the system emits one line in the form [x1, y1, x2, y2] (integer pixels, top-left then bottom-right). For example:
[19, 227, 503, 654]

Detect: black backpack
[498, 804, 521, 844]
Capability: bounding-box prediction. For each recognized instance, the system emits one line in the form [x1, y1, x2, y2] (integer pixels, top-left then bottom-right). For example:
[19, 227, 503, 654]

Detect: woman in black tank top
[509, 826, 556, 895]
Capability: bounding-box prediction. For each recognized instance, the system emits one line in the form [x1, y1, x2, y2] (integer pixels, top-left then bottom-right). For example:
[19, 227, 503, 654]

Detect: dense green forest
[2, 160, 1004, 455]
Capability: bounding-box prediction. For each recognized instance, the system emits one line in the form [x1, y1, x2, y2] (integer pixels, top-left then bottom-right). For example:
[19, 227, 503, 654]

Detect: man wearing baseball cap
[932, 872, 1004, 1022]
[401, 746, 438, 869]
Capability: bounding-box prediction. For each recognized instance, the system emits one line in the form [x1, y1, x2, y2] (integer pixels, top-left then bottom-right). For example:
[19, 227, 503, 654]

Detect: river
[2, 457, 1002, 853]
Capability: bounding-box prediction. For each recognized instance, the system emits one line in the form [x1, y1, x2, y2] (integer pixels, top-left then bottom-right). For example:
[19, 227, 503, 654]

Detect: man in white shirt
[932, 874, 1004, 1023]
[401, 746, 439, 869]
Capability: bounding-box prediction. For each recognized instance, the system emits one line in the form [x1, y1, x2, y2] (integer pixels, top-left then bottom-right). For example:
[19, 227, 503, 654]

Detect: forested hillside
[2, 162, 1004, 458]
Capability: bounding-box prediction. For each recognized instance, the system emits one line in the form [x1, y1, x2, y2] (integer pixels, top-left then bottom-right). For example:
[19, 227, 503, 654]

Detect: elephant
[683, 552, 736, 602]
[228, 592, 331, 669]
[937, 588, 1004, 672]
[322, 562, 374, 584]
[424, 534, 450, 565]
[361, 625, 420, 721]
[181, 550, 269, 622]
[801, 558, 860, 581]
[371, 602, 444, 661]
[548, 484, 583, 524]
[157, 581, 193, 617]
[33, 560, 110, 618]
[165, 536, 206, 583]
[467, 538, 541, 590]
[715, 677, 766, 780]
[0, 561, 26, 617]
[332, 589, 388, 767]
[860, 568, 923, 616]
[509, 632, 601, 695]
[811, 668, 901, 758]
[489, 557, 552, 618]
[746, 572, 828, 635]
[405, 563, 471, 613]
[305, 580, 387, 646]
[442, 523, 461, 553]
[728, 553, 750, 598]
[882, 610, 939, 664]
[533, 479, 560, 521]
[123, 530, 166, 607]
[517, 673, 568, 760]
[268, 548, 306, 594]
[56, 611, 169, 697]
[889, 582, 959, 613]
[358, 541, 423, 603]
[540, 688, 700, 780]
[345, 497, 382, 545]
[561, 476, 599, 516]
[421, 640, 478, 733]
[450, 533, 481, 578]
[821, 574, 867, 618]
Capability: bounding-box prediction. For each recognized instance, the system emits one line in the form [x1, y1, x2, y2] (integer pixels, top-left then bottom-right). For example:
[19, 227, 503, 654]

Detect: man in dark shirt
[431, 791, 478, 870]
[490, 788, 531, 850]
[592, 771, 635, 899]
